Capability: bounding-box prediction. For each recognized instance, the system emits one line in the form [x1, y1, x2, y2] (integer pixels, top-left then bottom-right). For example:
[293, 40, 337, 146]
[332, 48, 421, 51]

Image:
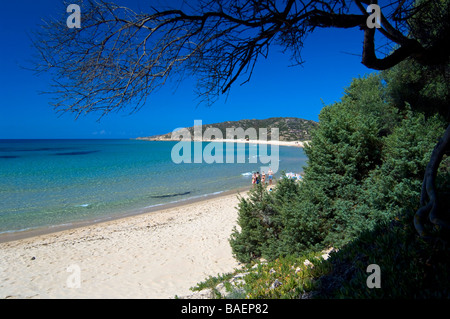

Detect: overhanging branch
[30, 0, 443, 116]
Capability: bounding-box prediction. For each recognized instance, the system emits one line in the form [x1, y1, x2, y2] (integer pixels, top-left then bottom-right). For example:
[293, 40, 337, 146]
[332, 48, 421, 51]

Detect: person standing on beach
[268, 168, 273, 186]
[256, 172, 260, 185]
[261, 172, 266, 184]
[252, 172, 256, 187]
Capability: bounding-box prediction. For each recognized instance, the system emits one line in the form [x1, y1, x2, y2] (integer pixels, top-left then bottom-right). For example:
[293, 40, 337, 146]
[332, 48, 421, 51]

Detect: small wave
[76, 204, 90, 207]
[206, 191, 224, 196]
[0, 227, 35, 235]
[241, 172, 252, 176]
[175, 191, 224, 202]
[143, 203, 165, 209]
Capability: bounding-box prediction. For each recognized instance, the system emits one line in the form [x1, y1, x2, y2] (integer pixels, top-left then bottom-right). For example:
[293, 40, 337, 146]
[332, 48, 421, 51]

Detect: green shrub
[224, 58, 450, 299]
[363, 108, 448, 220]
[230, 74, 401, 263]
[229, 183, 278, 263]
[229, 178, 305, 263]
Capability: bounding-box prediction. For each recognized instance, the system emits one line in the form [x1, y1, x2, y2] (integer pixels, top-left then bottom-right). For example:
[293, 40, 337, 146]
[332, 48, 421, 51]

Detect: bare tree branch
[30, 0, 447, 116]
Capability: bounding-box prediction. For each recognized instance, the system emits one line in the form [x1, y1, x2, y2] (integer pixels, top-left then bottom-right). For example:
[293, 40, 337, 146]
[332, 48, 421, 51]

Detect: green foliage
[191, 272, 235, 292]
[242, 253, 331, 299]
[229, 184, 276, 263]
[229, 180, 308, 263]
[383, 59, 450, 121]
[363, 108, 447, 218]
[408, 0, 450, 51]
[230, 73, 406, 263]
[224, 34, 450, 298]
[316, 211, 450, 298]
[229, 64, 450, 264]
[191, 251, 333, 299]
[298, 74, 398, 247]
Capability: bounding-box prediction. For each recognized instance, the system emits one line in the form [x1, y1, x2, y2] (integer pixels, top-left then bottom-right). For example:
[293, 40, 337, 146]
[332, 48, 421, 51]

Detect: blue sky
[0, 0, 375, 139]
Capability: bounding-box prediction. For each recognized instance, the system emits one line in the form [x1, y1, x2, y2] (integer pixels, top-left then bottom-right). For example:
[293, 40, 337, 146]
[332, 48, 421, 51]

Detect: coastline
[0, 187, 249, 299]
[0, 186, 250, 244]
[0, 137, 302, 299]
[135, 137, 310, 148]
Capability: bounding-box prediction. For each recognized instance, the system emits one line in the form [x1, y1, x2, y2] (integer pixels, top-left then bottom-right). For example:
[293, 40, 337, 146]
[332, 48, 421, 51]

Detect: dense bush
[230, 74, 393, 261]
[363, 108, 448, 218]
[229, 70, 449, 266]
[316, 212, 450, 298]
[229, 179, 306, 263]
[222, 42, 450, 298]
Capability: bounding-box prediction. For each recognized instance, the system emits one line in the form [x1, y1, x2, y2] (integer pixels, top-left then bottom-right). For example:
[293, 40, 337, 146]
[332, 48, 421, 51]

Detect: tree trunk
[414, 123, 450, 237]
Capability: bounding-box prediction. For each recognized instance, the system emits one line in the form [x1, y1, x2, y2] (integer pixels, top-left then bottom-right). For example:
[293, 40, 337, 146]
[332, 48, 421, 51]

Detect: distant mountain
[136, 117, 318, 142]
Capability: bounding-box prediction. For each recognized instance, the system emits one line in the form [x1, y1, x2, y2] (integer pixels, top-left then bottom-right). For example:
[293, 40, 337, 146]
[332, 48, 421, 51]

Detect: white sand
[0, 191, 246, 299]
[200, 139, 309, 148]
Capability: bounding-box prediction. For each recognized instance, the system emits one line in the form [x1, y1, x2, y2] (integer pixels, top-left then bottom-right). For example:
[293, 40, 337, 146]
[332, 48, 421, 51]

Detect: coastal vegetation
[136, 117, 318, 142]
[192, 57, 450, 298]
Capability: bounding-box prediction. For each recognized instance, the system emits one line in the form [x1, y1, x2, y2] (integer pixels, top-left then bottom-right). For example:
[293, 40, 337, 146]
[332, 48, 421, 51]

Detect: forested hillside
[137, 117, 318, 141]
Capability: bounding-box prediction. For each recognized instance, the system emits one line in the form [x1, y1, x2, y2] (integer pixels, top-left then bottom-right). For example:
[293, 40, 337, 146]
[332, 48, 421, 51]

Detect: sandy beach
[201, 138, 309, 148]
[0, 190, 247, 299]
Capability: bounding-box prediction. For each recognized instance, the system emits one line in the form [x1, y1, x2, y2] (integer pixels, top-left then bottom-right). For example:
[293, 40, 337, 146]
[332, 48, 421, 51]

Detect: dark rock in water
[54, 150, 100, 156]
[270, 279, 282, 289]
[150, 191, 191, 198]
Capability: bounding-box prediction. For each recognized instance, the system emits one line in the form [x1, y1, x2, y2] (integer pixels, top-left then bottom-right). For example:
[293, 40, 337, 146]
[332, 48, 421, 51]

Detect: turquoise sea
[0, 139, 307, 235]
